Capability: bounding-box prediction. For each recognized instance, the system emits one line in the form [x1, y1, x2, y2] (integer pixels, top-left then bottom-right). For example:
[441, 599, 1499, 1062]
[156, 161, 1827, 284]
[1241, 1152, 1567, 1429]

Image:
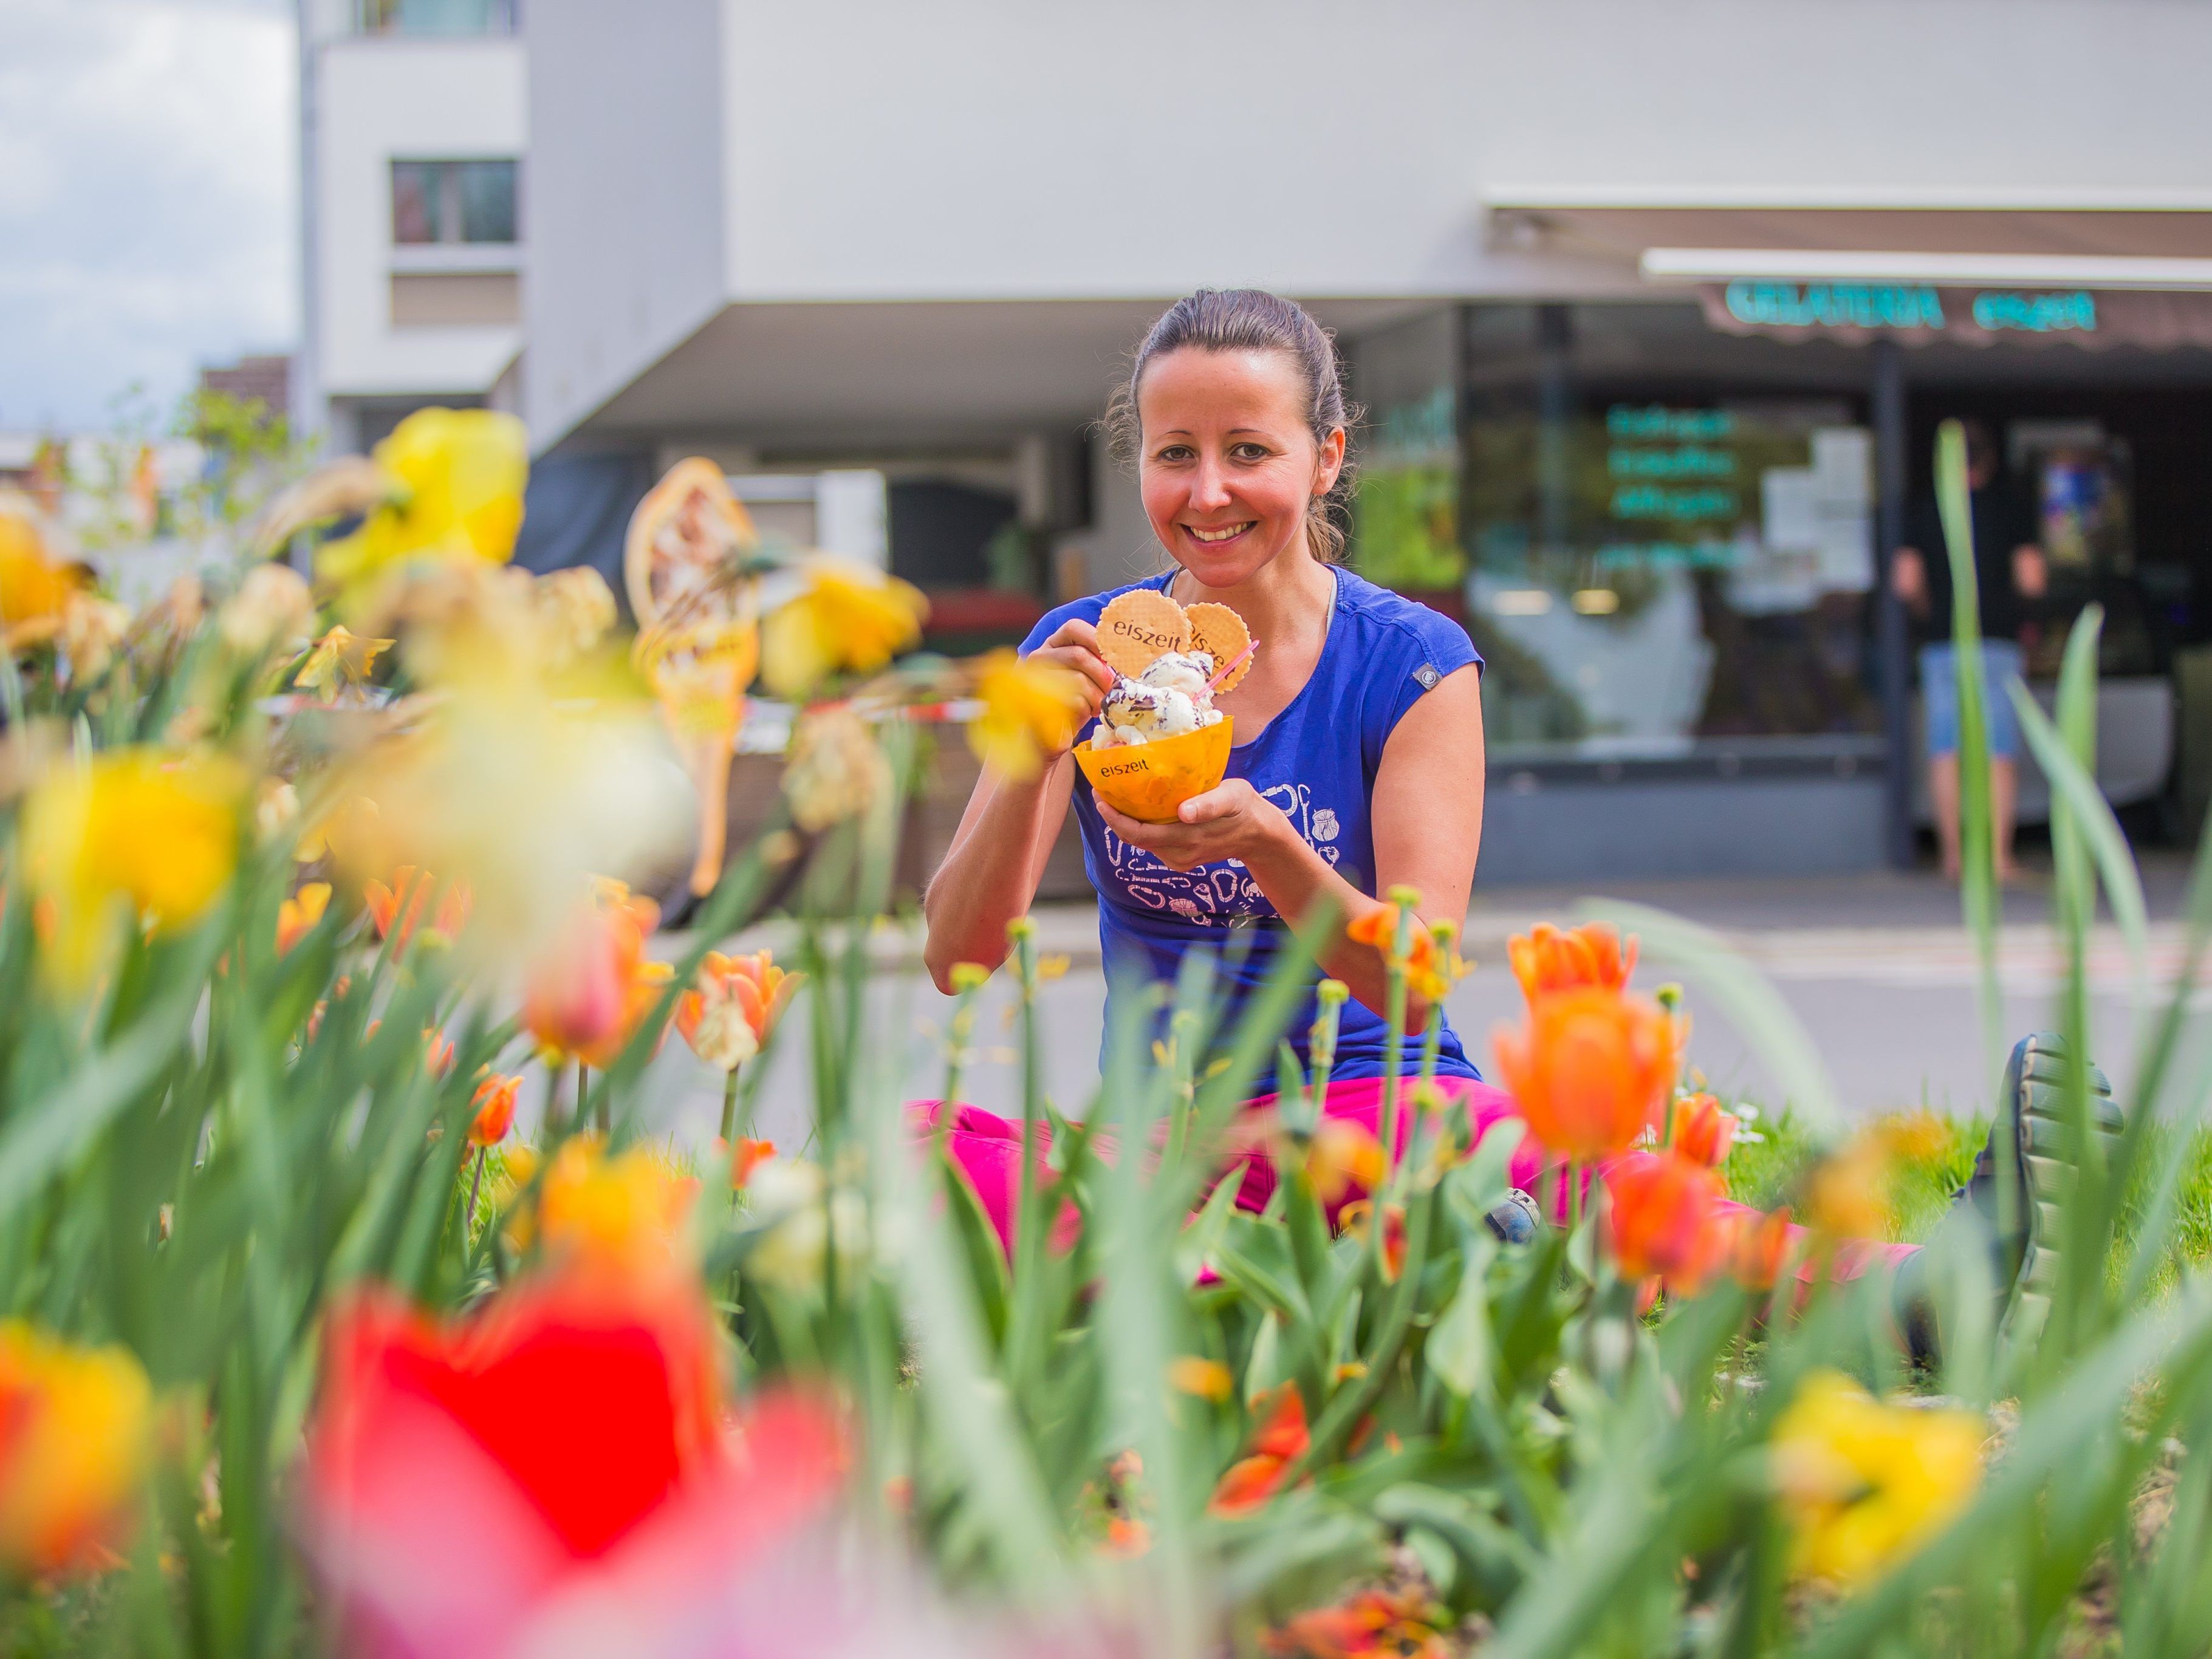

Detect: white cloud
[0, 0, 296, 429]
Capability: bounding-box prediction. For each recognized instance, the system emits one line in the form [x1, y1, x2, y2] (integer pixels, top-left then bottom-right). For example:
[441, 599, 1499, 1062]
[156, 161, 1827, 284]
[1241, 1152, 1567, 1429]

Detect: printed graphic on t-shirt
[1100, 780, 1344, 924]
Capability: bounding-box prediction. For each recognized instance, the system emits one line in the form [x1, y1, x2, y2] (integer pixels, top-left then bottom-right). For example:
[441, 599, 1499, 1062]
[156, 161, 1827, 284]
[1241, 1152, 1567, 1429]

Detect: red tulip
[304, 1270, 843, 1654]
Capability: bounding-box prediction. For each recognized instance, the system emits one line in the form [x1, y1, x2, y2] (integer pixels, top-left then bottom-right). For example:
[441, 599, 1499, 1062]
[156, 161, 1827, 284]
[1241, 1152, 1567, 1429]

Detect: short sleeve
[1018, 595, 1105, 657]
[1374, 606, 1482, 741]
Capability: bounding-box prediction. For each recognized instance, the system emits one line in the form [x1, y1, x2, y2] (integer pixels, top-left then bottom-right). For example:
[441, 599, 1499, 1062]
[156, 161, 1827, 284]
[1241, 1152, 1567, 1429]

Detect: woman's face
[1135, 347, 1344, 588]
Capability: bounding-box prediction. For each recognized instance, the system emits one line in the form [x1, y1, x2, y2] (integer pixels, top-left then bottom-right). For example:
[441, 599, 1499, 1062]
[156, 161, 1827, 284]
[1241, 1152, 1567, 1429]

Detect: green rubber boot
[1960, 1032, 2128, 1338]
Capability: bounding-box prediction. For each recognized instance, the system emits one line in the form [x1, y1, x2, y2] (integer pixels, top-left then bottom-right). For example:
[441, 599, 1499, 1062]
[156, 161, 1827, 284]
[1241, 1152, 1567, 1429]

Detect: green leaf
[1430, 1235, 1499, 1400]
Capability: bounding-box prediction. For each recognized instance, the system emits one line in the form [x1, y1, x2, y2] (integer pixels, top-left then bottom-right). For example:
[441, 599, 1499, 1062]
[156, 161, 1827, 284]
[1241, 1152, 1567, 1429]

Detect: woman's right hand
[1030, 618, 1117, 758]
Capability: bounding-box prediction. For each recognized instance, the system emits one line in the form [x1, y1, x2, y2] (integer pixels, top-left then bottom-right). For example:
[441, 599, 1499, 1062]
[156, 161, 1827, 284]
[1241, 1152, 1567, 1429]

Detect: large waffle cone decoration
[627, 457, 763, 894]
[1076, 717, 1235, 824]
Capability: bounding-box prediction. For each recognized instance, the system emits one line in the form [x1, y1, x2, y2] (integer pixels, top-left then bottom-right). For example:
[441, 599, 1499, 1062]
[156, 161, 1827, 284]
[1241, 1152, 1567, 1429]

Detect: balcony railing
[354, 0, 518, 36]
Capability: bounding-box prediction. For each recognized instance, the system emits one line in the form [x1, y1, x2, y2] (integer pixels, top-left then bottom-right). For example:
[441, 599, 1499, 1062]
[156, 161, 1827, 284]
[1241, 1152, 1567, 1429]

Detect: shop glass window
[391, 160, 519, 246]
[356, 0, 518, 34]
[1352, 303, 1885, 762]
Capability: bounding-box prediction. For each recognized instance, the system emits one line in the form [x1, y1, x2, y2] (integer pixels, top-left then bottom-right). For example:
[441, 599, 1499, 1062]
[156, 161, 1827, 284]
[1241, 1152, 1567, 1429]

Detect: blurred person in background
[1891, 418, 2047, 884]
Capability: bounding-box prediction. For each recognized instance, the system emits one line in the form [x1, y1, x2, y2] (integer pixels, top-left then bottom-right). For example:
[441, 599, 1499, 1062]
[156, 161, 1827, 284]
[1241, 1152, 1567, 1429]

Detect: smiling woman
[919, 289, 1491, 1250]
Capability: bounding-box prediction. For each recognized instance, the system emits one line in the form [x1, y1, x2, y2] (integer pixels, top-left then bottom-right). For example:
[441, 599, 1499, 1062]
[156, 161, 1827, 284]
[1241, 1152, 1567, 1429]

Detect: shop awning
[1485, 193, 2212, 347]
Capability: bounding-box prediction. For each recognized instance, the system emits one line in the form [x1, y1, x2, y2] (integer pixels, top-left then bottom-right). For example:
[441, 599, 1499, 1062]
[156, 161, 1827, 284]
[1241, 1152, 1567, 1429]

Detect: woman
[917, 290, 2103, 1322]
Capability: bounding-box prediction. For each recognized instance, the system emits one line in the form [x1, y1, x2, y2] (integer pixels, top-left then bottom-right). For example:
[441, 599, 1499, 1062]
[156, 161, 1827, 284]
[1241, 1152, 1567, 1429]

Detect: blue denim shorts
[1921, 640, 2023, 759]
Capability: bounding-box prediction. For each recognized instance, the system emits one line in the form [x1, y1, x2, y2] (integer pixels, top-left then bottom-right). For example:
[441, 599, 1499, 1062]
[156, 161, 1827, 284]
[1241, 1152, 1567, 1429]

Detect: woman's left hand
[1094, 779, 1287, 872]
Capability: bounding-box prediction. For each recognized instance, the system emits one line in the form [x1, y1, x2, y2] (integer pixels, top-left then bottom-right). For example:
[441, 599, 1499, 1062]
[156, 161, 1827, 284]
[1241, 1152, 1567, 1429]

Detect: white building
[300, 0, 2212, 878]
[297, 0, 526, 459]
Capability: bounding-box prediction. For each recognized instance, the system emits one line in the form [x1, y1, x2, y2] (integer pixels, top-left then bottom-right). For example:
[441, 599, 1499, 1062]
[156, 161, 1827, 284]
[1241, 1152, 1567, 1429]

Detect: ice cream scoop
[1137, 651, 1216, 699]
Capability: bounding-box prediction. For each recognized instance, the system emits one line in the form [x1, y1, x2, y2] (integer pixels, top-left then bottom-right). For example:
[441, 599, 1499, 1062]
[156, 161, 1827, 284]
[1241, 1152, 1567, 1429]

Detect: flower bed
[0, 417, 2208, 1657]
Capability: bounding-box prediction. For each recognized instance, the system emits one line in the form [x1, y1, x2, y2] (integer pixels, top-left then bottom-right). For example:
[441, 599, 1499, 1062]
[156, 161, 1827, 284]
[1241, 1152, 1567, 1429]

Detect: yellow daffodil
[293, 625, 392, 701]
[0, 500, 78, 640]
[967, 649, 1091, 781]
[1167, 1356, 1233, 1402]
[759, 559, 927, 698]
[0, 1321, 152, 1577]
[536, 567, 618, 665]
[21, 748, 245, 988]
[1771, 1369, 1984, 1585]
[217, 561, 317, 658]
[315, 408, 528, 594]
[742, 1156, 869, 1294]
[782, 703, 891, 833]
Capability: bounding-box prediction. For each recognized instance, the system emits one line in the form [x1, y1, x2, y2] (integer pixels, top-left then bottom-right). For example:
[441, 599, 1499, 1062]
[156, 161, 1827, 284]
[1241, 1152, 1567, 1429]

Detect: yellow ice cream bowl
[1075, 717, 1235, 824]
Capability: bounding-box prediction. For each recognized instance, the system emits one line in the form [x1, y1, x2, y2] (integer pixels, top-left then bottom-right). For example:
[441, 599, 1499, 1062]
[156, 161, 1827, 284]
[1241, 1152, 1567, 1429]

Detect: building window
[391, 160, 518, 246]
[355, 0, 518, 34]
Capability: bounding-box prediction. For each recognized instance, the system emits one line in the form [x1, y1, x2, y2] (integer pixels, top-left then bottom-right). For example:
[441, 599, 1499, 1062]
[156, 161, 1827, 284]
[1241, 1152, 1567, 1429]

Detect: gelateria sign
[1700, 279, 2212, 348]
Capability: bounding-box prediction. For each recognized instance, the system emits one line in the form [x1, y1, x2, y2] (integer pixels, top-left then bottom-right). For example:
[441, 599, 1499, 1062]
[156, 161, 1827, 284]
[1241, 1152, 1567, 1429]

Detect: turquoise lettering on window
[1723, 280, 1947, 330]
[1969, 290, 2097, 333]
[1607, 445, 1737, 481]
[1605, 405, 1734, 440]
[1610, 485, 1739, 522]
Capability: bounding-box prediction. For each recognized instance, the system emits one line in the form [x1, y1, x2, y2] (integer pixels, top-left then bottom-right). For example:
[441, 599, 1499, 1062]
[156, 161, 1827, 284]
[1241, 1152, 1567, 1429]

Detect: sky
[0, 0, 296, 432]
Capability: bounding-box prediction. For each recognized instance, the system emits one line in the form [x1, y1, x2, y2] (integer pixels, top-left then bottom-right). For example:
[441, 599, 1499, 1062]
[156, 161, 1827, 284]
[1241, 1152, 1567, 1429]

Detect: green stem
[1568, 1158, 1583, 1237]
[718, 1066, 741, 1145]
[464, 1146, 487, 1241]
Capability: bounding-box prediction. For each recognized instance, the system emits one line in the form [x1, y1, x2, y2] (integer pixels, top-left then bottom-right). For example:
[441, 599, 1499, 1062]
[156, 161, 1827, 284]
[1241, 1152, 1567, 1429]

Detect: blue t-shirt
[1020, 566, 1484, 1081]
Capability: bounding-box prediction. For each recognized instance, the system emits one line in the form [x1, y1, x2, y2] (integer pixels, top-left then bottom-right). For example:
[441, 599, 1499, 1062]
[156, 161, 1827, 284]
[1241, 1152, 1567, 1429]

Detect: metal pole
[1871, 338, 1915, 869]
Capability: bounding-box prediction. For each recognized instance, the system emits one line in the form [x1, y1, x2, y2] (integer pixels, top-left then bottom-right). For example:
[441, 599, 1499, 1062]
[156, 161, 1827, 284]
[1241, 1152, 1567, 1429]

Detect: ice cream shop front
[1346, 261, 2212, 883]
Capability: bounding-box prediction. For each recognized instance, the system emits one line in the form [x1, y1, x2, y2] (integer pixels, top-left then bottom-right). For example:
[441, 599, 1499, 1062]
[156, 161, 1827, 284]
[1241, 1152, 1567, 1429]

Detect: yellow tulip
[0, 1322, 152, 1577]
[535, 1136, 699, 1274]
[315, 408, 528, 594]
[759, 559, 927, 698]
[276, 881, 332, 954]
[1771, 1369, 1984, 1584]
[967, 649, 1091, 781]
[21, 748, 245, 988]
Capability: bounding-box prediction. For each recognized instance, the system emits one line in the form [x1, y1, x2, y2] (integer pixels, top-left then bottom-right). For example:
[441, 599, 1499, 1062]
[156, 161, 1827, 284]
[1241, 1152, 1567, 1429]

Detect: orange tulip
[0, 1322, 151, 1576]
[1604, 1152, 1727, 1295]
[1345, 903, 1440, 992]
[1208, 1383, 1309, 1518]
[1303, 1118, 1387, 1206]
[469, 1073, 520, 1147]
[674, 949, 801, 1072]
[1670, 1091, 1739, 1169]
[729, 1136, 776, 1189]
[276, 881, 331, 954]
[1493, 987, 1680, 1161]
[361, 865, 473, 953]
[1507, 922, 1637, 1002]
[1340, 1199, 1408, 1282]
[1263, 1587, 1451, 1658]
[522, 883, 673, 1069]
[1732, 1205, 1796, 1291]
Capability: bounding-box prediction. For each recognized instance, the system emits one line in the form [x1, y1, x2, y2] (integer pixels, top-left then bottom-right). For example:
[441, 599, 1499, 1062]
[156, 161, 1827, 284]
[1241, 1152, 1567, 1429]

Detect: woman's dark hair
[1104, 288, 1360, 563]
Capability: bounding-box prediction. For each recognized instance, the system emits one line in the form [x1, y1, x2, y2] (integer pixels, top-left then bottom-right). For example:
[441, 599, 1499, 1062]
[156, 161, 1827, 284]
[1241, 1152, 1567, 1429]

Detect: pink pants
[908, 1076, 1916, 1284]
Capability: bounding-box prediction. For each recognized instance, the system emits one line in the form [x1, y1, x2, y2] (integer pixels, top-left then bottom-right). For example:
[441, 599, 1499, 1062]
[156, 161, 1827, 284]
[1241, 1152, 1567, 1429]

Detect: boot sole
[2005, 1032, 2126, 1333]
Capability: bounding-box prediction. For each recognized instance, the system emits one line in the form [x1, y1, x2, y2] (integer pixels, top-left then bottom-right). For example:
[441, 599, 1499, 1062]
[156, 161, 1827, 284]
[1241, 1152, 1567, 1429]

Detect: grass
[1721, 1105, 2212, 1290]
